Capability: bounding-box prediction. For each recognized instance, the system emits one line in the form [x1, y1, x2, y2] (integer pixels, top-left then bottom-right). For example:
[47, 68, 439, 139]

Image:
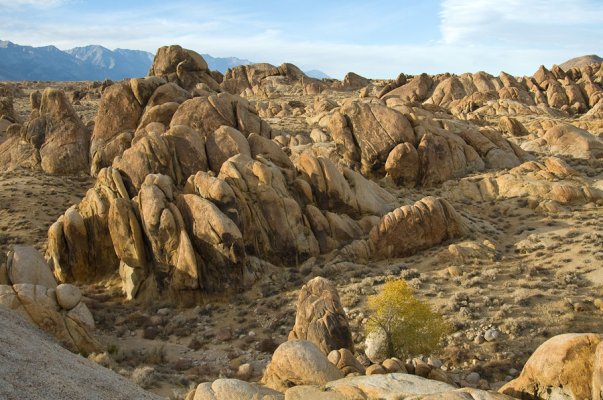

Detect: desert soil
[1, 81, 602, 398]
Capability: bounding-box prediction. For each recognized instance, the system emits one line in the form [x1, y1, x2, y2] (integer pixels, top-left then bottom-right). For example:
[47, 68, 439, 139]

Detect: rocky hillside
[0, 44, 602, 399]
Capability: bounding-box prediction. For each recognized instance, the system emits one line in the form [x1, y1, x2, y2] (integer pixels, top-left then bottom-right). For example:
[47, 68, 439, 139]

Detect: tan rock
[55, 283, 81, 310]
[262, 340, 344, 392]
[385, 142, 419, 186]
[288, 277, 354, 355]
[500, 333, 602, 400]
[368, 197, 467, 260]
[7, 245, 57, 288]
[522, 123, 603, 160]
[366, 364, 386, 375]
[170, 93, 272, 139]
[146, 82, 192, 108]
[192, 379, 283, 400]
[206, 126, 251, 173]
[328, 348, 366, 375]
[90, 82, 142, 175]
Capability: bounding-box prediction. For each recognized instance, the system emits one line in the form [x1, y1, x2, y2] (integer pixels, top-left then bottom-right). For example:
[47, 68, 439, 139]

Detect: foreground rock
[0, 305, 161, 400]
[288, 277, 354, 355]
[500, 333, 602, 399]
[0, 246, 100, 354]
[188, 374, 511, 400]
[261, 340, 344, 392]
[189, 379, 283, 400]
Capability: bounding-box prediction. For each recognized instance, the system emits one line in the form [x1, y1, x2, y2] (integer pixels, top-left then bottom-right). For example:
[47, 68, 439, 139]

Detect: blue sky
[0, 0, 602, 78]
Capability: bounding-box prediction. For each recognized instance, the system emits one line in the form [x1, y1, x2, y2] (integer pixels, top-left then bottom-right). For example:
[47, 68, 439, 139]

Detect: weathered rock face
[288, 277, 354, 355]
[261, 340, 344, 392]
[500, 333, 602, 400]
[444, 157, 603, 208]
[90, 82, 142, 175]
[367, 197, 467, 260]
[0, 246, 100, 355]
[48, 168, 127, 284]
[170, 93, 272, 139]
[332, 72, 370, 91]
[328, 348, 366, 376]
[221, 62, 323, 97]
[112, 124, 208, 194]
[317, 99, 528, 186]
[379, 63, 603, 117]
[0, 88, 89, 174]
[322, 100, 415, 175]
[148, 45, 220, 91]
[522, 123, 603, 161]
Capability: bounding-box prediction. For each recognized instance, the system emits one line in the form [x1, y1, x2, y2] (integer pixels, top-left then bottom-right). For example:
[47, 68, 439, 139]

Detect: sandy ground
[0, 81, 601, 398]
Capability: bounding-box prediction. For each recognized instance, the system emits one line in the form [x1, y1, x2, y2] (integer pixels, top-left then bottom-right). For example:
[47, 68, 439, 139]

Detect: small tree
[365, 279, 451, 359]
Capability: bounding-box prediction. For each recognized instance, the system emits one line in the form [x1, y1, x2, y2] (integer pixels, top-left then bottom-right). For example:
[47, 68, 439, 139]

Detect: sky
[0, 0, 602, 79]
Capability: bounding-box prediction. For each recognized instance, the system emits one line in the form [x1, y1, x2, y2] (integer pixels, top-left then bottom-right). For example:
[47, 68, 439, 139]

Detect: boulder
[522, 123, 603, 160]
[206, 126, 251, 173]
[90, 82, 142, 175]
[365, 328, 389, 364]
[500, 333, 602, 400]
[148, 45, 219, 91]
[55, 283, 82, 310]
[385, 142, 419, 186]
[368, 197, 467, 260]
[262, 340, 344, 392]
[307, 373, 455, 399]
[328, 348, 366, 375]
[191, 379, 283, 400]
[288, 277, 354, 355]
[325, 101, 415, 175]
[7, 245, 57, 288]
[170, 93, 272, 139]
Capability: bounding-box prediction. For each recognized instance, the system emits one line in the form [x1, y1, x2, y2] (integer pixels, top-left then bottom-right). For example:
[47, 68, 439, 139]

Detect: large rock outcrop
[0, 88, 89, 174]
[522, 123, 603, 161]
[315, 99, 529, 185]
[444, 157, 603, 208]
[288, 277, 354, 355]
[500, 333, 603, 400]
[379, 62, 603, 117]
[148, 45, 220, 91]
[221, 62, 324, 97]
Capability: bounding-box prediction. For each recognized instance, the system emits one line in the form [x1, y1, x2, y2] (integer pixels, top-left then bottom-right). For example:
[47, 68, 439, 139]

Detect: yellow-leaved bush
[365, 279, 451, 358]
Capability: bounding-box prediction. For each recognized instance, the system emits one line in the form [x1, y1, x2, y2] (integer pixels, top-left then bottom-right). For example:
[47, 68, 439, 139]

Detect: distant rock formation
[559, 54, 603, 71]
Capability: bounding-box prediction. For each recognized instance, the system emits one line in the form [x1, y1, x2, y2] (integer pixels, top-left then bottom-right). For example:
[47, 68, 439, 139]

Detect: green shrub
[365, 279, 451, 358]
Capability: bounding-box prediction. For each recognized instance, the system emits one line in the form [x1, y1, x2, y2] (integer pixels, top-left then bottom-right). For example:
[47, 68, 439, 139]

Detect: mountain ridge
[0, 41, 256, 81]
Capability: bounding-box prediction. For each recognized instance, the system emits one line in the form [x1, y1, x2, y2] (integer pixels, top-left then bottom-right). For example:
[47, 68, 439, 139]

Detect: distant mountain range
[0, 40, 329, 82]
[304, 69, 331, 79]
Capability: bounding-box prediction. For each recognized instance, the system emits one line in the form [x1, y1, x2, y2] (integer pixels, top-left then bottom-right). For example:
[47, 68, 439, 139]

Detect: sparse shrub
[131, 366, 156, 389]
[365, 279, 451, 359]
[144, 345, 166, 365]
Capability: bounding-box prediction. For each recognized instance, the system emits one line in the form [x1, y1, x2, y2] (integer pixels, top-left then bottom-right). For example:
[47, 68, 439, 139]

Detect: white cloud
[440, 0, 603, 45]
[0, 0, 601, 78]
[0, 0, 67, 8]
